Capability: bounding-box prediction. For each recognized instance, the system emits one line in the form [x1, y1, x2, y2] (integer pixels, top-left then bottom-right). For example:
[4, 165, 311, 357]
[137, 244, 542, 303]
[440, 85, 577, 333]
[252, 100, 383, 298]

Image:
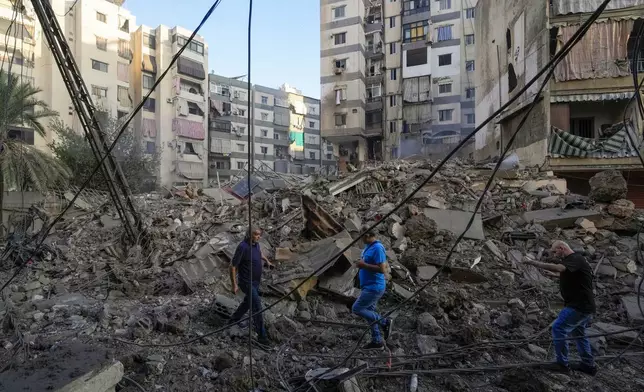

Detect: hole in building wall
[506, 29, 512, 52]
[508, 63, 518, 92]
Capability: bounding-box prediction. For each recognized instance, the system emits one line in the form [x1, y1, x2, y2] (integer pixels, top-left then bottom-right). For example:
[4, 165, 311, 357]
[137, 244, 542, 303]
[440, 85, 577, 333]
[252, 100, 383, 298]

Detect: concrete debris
[589, 170, 628, 202]
[1, 159, 642, 391]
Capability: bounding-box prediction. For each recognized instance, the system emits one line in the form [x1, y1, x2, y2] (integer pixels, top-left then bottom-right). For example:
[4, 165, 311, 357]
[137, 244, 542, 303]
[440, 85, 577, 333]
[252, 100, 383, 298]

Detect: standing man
[229, 227, 272, 345]
[524, 240, 596, 375]
[352, 229, 393, 350]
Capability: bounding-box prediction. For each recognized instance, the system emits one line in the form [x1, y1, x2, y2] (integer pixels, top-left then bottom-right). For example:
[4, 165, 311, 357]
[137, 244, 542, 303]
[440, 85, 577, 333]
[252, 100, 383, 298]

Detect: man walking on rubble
[523, 240, 597, 375]
[229, 227, 272, 345]
[352, 229, 393, 350]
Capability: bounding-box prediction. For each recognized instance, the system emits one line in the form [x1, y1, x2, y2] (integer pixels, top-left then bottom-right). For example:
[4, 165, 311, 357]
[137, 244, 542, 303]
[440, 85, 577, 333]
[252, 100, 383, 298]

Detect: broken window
[335, 113, 347, 126]
[188, 102, 204, 116]
[183, 142, 198, 155]
[119, 16, 130, 33]
[335, 59, 347, 69]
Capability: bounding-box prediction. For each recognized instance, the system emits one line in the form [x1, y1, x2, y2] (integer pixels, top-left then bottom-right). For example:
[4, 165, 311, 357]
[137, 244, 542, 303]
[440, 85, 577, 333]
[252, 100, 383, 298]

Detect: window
[438, 0, 451, 10]
[335, 113, 347, 126]
[389, 42, 396, 54]
[117, 86, 129, 103]
[91, 85, 107, 97]
[406, 48, 427, 66]
[403, 0, 430, 16]
[237, 127, 246, 134]
[389, 121, 397, 133]
[438, 83, 452, 94]
[261, 112, 269, 121]
[436, 25, 453, 41]
[183, 143, 197, 155]
[237, 143, 245, 152]
[466, 60, 475, 71]
[465, 7, 475, 19]
[118, 39, 131, 59]
[403, 21, 429, 43]
[438, 54, 452, 66]
[146, 142, 155, 154]
[334, 6, 346, 18]
[570, 117, 594, 138]
[335, 59, 347, 69]
[326, 153, 333, 160]
[119, 16, 130, 33]
[309, 151, 316, 159]
[260, 146, 268, 154]
[143, 73, 155, 89]
[238, 109, 246, 116]
[465, 87, 475, 99]
[96, 12, 106, 23]
[91, 59, 108, 72]
[261, 96, 268, 104]
[188, 102, 204, 116]
[143, 98, 156, 112]
[367, 84, 381, 99]
[274, 133, 280, 140]
[261, 129, 268, 137]
[389, 95, 397, 107]
[175, 36, 205, 55]
[234, 90, 247, 101]
[309, 121, 315, 128]
[95, 36, 107, 51]
[465, 113, 475, 124]
[390, 68, 397, 80]
[334, 32, 346, 45]
[237, 162, 245, 169]
[335, 87, 347, 103]
[143, 34, 156, 50]
[465, 34, 475, 45]
[439, 109, 453, 122]
[389, 17, 396, 28]
[117, 110, 127, 119]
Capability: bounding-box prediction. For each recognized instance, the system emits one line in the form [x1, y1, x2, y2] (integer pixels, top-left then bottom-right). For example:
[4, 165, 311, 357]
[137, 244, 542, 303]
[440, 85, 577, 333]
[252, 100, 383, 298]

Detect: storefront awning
[177, 57, 206, 80]
[142, 55, 157, 73]
[550, 92, 633, 102]
[176, 161, 204, 180]
[172, 118, 205, 139]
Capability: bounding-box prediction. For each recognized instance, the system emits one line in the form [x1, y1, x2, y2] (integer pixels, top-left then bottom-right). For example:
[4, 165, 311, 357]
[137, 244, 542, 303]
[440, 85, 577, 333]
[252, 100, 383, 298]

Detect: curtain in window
[117, 63, 129, 83]
[142, 118, 157, 137]
[437, 25, 452, 41]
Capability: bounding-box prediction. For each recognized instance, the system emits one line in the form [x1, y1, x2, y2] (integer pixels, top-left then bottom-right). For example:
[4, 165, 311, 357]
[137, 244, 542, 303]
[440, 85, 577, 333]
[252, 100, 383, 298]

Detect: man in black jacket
[524, 240, 596, 375]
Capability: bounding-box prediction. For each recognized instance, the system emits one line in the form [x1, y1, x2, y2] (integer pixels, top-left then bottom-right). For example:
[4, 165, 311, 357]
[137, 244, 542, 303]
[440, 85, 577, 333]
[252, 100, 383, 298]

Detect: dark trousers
[231, 281, 266, 338]
[552, 307, 594, 367]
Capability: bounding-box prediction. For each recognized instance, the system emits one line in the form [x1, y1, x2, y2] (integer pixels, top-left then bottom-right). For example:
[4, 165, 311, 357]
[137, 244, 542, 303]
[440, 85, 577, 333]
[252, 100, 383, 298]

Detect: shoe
[382, 318, 393, 341]
[571, 363, 597, 376]
[361, 341, 384, 351]
[543, 362, 571, 374]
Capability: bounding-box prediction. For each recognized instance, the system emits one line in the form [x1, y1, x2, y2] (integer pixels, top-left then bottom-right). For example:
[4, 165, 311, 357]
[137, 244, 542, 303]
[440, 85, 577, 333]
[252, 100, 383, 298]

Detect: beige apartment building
[320, 0, 478, 165]
[131, 25, 209, 188]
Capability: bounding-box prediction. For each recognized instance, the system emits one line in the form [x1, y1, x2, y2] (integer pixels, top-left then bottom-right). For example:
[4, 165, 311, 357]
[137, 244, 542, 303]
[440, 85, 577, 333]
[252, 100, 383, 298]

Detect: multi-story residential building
[131, 24, 209, 188]
[475, 0, 644, 204]
[208, 74, 335, 182]
[320, 0, 477, 165]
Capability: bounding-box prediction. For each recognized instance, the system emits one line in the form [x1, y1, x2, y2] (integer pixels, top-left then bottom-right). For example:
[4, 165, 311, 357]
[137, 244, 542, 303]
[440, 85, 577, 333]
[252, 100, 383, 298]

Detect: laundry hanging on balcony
[548, 122, 640, 158]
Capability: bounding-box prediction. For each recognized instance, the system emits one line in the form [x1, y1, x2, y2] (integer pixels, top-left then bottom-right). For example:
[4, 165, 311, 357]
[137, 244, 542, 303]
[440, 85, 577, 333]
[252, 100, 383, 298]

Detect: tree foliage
[49, 116, 160, 193]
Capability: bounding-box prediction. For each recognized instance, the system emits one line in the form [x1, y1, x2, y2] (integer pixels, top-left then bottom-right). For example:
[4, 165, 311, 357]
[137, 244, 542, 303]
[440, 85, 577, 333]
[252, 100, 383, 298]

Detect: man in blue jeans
[352, 230, 393, 350]
[229, 227, 272, 345]
[524, 240, 597, 375]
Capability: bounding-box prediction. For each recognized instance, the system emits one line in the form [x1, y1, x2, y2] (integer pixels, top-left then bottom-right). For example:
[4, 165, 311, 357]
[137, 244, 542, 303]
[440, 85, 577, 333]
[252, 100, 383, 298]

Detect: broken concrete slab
[275, 248, 295, 262]
[55, 361, 124, 392]
[99, 215, 121, 229]
[540, 196, 561, 208]
[302, 194, 344, 239]
[391, 282, 414, 300]
[202, 188, 241, 205]
[448, 267, 487, 284]
[522, 208, 601, 229]
[621, 295, 644, 323]
[521, 178, 567, 195]
[416, 265, 439, 281]
[485, 240, 505, 262]
[422, 208, 485, 240]
[575, 218, 597, 234]
[328, 173, 368, 196]
[594, 322, 642, 344]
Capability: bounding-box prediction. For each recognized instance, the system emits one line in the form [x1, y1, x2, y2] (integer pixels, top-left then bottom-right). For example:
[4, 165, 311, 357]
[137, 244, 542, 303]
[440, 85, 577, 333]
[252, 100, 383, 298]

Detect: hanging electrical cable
[0, 0, 225, 294]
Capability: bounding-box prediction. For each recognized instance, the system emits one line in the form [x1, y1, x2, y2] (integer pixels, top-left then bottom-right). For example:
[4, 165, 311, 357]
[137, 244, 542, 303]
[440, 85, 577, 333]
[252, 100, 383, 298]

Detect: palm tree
[0, 70, 70, 235]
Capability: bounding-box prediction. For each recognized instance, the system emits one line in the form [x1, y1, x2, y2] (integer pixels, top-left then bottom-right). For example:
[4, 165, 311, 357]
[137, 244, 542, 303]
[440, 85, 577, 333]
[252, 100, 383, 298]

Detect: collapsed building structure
[1, 160, 644, 391]
[475, 0, 644, 205]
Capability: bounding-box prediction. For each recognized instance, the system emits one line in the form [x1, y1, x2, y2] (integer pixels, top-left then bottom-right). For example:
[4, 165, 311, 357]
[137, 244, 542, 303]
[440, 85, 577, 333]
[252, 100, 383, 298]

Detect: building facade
[320, 0, 477, 165]
[131, 25, 209, 187]
[475, 0, 644, 204]
[208, 74, 336, 183]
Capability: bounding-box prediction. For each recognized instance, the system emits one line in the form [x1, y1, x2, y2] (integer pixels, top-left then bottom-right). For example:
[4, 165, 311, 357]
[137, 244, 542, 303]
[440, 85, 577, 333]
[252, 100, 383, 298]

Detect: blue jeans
[352, 288, 387, 343]
[231, 281, 266, 338]
[552, 307, 594, 367]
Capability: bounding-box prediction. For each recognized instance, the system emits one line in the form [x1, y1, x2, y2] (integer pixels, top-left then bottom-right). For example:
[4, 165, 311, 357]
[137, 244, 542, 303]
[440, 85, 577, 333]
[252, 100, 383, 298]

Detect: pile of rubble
[1, 162, 644, 391]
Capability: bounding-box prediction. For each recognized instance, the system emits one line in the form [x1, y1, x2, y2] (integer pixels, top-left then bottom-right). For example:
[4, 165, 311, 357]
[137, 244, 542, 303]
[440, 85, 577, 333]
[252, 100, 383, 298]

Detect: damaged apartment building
[320, 0, 477, 165]
[208, 74, 336, 182]
[475, 0, 644, 204]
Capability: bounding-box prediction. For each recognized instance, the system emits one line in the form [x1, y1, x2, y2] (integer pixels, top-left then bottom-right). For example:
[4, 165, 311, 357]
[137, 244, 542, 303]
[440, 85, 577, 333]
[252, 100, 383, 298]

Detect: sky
[126, 0, 321, 98]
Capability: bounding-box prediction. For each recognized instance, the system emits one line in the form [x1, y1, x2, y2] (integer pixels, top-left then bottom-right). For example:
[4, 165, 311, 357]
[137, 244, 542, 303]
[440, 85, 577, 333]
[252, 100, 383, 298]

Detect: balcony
[364, 16, 383, 34]
[366, 96, 383, 110]
[365, 121, 383, 137]
[365, 43, 384, 59]
[366, 72, 384, 84]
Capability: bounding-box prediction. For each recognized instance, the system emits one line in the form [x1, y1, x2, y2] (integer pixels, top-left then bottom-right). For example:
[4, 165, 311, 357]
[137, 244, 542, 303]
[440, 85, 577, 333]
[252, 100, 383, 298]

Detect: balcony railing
[366, 96, 382, 103]
[403, 5, 429, 16]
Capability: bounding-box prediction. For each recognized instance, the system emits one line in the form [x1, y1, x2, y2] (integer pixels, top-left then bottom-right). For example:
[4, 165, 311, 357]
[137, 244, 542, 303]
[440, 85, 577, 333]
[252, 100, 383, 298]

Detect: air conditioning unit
[334, 67, 344, 75]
